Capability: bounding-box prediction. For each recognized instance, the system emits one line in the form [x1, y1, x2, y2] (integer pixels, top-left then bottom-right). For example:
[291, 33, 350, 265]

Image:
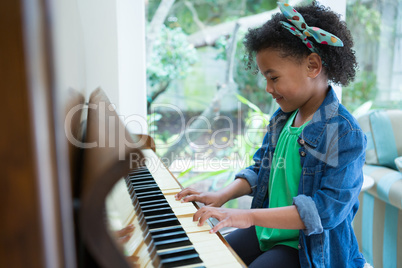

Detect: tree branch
[187, 0, 302, 48]
[183, 1, 206, 31]
[146, 0, 176, 62]
[147, 81, 170, 110]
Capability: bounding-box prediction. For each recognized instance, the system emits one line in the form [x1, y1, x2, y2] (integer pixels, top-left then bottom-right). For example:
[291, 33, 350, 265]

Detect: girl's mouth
[275, 96, 283, 103]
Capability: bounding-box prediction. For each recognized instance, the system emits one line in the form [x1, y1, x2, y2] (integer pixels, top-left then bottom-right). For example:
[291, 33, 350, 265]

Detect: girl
[175, 2, 366, 267]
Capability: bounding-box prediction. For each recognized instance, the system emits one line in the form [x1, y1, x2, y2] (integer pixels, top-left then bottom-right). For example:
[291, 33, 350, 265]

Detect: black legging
[225, 226, 301, 268]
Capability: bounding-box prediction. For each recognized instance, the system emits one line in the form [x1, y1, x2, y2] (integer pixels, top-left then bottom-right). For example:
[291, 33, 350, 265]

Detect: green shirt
[255, 110, 309, 251]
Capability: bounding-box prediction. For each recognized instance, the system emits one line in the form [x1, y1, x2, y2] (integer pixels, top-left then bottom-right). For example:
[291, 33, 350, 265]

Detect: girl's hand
[193, 207, 254, 233]
[114, 224, 134, 245]
[175, 188, 226, 207]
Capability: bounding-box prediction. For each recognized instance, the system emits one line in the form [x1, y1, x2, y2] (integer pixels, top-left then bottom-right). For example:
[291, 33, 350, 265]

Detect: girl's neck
[293, 83, 329, 128]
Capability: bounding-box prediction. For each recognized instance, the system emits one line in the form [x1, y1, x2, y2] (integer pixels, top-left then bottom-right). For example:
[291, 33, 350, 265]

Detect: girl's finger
[210, 219, 227, 233]
[197, 209, 215, 226]
[193, 206, 213, 222]
[118, 234, 132, 244]
[182, 194, 202, 203]
[175, 188, 199, 200]
[193, 206, 205, 222]
[116, 224, 134, 237]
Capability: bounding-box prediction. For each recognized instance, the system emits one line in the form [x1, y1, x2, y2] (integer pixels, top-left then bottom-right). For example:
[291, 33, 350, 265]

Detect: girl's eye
[270, 77, 278, 81]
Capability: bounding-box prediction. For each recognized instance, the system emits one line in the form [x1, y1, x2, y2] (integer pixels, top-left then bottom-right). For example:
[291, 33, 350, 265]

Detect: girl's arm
[193, 205, 306, 233]
[175, 178, 252, 207]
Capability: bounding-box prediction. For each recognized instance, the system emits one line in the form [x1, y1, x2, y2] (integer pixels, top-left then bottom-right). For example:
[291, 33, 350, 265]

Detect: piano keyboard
[105, 149, 244, 268]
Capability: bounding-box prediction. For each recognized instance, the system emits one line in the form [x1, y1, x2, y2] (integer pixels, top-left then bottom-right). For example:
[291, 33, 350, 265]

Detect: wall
[116, 0, 148, 134]
[51, 0, 147, 134]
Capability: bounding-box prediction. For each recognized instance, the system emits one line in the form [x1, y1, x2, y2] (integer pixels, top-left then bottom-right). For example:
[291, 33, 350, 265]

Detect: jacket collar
[302, 86, 339, 148]
[268, 86, 340, 148]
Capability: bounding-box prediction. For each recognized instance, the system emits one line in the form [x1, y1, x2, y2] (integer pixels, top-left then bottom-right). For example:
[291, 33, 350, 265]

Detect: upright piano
[1, 1, 246, 266]
[79, 88, 246, 267]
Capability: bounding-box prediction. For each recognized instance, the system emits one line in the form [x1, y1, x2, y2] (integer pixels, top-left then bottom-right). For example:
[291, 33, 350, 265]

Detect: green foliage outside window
[147, 25, 198, 90]
[343, 71, 378, 112]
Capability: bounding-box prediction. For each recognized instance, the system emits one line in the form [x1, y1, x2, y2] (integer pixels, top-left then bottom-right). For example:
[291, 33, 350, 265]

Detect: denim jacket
[235, 87, 367, 267]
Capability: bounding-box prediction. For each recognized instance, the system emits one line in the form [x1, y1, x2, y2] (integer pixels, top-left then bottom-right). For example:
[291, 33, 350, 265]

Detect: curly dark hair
[243, 1, 357, 86]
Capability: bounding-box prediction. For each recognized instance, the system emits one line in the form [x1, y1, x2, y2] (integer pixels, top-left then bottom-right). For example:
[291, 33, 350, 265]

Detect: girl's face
[256, 48, 318, 113]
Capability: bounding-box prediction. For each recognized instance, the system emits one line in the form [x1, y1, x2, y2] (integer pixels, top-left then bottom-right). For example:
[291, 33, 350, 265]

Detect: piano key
[158, 247, 203, 268]
[160, 254, 202, 268]
[164, 195, 198, 217]
[136, 190, 164, 197]
[152, 230, 187, 240]
[137, 167, 243, 268]
[133, 184, 160, 193]
[142, 207, 174, 217]
[140, 202, 170, 210]
[148, 225, 184, 235]
[147, 217, 181, 230]
[128, 180, 157, 188]
[176, 217, 211, 233]
[149, 226, 193, 252]
[120, 150, 245, 267]
[185, 233, 243, 267]
[144, 213, 176, 221]
[135, 199, 169, 206]
[137, 193, 165, 203]
[127, 176, 155, 182]
[128, 175, 154, 181]
[154, 237, 192, 250]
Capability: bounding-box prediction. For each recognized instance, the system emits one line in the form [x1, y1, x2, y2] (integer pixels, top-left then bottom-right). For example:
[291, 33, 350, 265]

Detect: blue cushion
[358, 110, 402, 170]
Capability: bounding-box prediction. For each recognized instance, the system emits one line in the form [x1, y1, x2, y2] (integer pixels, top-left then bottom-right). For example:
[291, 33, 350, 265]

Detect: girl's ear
[306, 53, 322, 78]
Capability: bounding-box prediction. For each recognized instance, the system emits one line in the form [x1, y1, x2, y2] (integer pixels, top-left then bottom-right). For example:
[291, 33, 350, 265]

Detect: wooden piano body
[79, 89, 245, 267]
[1, 1, 245, 267]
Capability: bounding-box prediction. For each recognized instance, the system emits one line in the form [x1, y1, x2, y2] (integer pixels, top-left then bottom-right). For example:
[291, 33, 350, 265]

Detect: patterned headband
[278, 2, 343, 54]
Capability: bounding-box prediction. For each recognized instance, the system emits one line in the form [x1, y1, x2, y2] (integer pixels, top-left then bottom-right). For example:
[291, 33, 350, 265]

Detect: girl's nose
[265, 81, 274, 94]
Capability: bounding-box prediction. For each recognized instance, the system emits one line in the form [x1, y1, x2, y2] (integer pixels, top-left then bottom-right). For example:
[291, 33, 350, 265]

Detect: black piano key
[128, 168, 148, 175]
[159, 247, 202, 268]
[151, 230, 192, 249]
[161, 254, 202, 268]
[147, 217, 181, 229]
[136, 199, 168, 206]
[158, 247, 198, 257]
[128, 167, 149, 173]
[130, 188, 163, 199]
[129, 179, 155, 187]
[144, 213, 176, 221]
[137, 193, 165, 203]
[143, 207, 173, 217]
[154, 237, 192, 250]
[128, 174, 153, 180]
[136, 190, 163, 197]
[149, 225, 184, 235]
[128, 173, 153, 179]
[152, 230, 186, 240]
[128, 176, 154, 182]
[129, 182, 158, 188]
[141, 202, 170, 210]
[129, 183, 156, 192]
[133, 184, 160, 193]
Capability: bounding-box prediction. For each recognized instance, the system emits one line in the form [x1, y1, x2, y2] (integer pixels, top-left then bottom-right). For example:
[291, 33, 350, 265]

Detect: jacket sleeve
[234, 132, 269, 196]
[293, 129, 367, 235]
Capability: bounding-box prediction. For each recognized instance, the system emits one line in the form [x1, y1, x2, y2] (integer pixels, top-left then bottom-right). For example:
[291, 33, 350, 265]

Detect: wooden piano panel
[79, 88, 147, 268]
[0, 1, 65, 267]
